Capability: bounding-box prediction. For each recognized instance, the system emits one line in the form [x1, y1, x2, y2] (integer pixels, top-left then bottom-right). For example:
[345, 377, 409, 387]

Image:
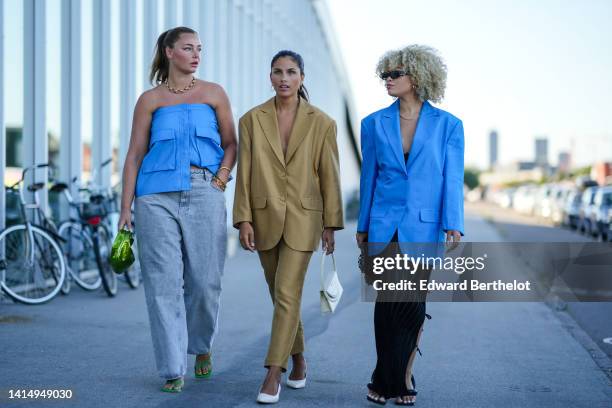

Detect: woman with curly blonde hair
[357, 45, 464, 405]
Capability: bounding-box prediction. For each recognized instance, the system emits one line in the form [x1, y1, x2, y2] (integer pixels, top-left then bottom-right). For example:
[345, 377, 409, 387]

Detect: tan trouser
[257, 238, 313, 371]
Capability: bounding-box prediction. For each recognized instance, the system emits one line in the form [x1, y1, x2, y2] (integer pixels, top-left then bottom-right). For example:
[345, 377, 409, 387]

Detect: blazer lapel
[406, 100, 438, 170]
[284, 98, 315, 165]
[381, 100, 406, 174]
[256, 97, 285, 167]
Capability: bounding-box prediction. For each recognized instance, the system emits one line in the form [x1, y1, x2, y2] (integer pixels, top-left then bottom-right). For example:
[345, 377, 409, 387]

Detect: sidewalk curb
[480, 204, 612, 383]
[551, 303, 612, 383]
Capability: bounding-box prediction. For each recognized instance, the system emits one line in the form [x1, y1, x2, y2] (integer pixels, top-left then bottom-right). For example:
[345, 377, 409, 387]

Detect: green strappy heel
[161, 377, 184, 393]
[195, 354, 212, 379]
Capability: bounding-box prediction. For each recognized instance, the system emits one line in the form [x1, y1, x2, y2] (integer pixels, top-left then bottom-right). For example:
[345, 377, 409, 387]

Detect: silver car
[579, 186, 599, 235]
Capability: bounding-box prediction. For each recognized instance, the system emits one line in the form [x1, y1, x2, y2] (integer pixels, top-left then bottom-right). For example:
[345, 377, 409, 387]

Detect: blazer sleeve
[232, 117, 253, 229]
[357, 118, 378, 233]
[318, 121, 344, 230]
[442, 120, 465, 236]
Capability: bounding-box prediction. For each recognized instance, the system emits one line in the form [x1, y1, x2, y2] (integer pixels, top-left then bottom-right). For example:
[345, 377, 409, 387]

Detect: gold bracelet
[214, 168, 230, 185]
[212, 180, 226, 192]
[218, 166, 232, 174]
[213, 174, 227, 186]
[212, 175, 227, 190]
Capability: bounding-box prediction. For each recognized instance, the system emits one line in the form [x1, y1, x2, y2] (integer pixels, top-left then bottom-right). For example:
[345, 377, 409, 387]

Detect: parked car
[592, 186, 612, 240]
[607, 208, 612, 242]
[578, 186, 598, 235]
[466, 187, 484, 203]
[513, 184, 538, 215]
[575, 176, 598, 190]
[550, 185, 571, 225]
[562, 189, 582, 229]
[492, 187, 515, 208]
[502, 188, 516, 209]
[534, 184, 554, 219]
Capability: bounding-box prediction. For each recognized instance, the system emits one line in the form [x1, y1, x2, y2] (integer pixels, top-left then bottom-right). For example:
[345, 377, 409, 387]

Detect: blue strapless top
[135, 103, 224, 197]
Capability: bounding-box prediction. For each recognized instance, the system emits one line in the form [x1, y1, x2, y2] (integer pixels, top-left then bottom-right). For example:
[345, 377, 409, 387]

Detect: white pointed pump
[286, 374, 307, 389]
[257, 383, 281, 404]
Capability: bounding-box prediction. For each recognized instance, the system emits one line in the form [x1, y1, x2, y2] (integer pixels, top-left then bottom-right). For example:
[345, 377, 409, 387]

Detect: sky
[3, 0, 611, 172]
[325, 0, 612, 169]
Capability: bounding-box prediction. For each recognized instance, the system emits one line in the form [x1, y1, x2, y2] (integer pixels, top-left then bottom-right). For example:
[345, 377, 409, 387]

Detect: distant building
[535, 138, 549, 167]
[489, 130, 498, 170]
[591, 162, 612, 186]
[558, 151, 571, 174]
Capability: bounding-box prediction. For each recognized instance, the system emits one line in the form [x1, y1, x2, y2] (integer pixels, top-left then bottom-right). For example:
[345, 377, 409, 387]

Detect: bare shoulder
[197, 80, 228, 104]
[135, 87, 162, 114]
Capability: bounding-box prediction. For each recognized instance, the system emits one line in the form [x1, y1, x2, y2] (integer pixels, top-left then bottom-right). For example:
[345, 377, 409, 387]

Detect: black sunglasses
[379, 70, 408, 80]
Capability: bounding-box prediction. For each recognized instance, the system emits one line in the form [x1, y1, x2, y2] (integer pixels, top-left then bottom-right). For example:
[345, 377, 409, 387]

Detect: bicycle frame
[14, 164, 50, 265]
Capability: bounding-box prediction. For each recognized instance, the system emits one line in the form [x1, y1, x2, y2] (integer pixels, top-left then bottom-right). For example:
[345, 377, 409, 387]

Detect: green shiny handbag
[109, 228, 135, 274]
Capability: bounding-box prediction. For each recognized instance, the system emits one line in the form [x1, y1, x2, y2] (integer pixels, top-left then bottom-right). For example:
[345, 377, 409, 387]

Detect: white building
[1, 0, 361, 232]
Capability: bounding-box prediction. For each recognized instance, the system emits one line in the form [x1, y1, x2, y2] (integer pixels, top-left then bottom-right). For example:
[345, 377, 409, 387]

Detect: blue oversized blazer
[357, 99, 465, 244]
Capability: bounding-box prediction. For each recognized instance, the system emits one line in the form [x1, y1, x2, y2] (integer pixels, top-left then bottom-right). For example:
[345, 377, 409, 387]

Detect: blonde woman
[119, 26, 237, 393]
[357, 45, 464, 405]
[233, 50, 343, 404]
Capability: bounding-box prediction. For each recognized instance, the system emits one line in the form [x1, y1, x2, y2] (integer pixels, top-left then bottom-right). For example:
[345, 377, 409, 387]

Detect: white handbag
[320, 252, 343, 314]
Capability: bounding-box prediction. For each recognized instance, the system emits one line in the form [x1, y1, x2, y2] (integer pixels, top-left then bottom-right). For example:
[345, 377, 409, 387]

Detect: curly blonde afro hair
[376, 45, 447, 103]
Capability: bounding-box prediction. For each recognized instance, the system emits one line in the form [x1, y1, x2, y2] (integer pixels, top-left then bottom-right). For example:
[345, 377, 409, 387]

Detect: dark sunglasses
[379, 70, 408, 80]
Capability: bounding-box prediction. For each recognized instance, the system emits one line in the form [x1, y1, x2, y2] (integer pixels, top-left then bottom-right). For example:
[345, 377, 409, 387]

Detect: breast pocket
[141, 129, 176, 173]
[195, 125, 224, 163]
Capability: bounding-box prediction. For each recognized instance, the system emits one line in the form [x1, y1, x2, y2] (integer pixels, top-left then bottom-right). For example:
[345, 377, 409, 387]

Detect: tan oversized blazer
[233, 97, 344, 252]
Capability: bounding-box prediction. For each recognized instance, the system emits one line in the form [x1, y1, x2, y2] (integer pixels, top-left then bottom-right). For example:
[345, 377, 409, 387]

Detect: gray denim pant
[135, 168, 227, 380]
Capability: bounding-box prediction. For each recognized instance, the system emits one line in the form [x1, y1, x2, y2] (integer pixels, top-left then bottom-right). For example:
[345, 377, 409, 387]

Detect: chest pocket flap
[196, 125, 221, 145]
[141, 129, 176, 173]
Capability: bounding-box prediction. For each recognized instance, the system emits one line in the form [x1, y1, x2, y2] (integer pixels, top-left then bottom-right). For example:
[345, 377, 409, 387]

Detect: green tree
[571, 166, 591, 177]
[464, 168, 480, 190]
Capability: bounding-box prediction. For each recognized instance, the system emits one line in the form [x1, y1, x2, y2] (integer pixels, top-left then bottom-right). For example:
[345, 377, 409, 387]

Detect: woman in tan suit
[233, 50, 344, 404]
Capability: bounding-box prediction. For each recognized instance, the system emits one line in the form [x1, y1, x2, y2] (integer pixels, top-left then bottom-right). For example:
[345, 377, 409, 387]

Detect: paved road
[1, 206, 611, 407]
[470, 201, 612, 361]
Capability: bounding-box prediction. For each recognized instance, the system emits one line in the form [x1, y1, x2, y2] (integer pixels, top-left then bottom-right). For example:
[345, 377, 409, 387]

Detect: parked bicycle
[52, 177, 103, 294]
[0, 164, 66, 304]
[54, 159, 140, 296]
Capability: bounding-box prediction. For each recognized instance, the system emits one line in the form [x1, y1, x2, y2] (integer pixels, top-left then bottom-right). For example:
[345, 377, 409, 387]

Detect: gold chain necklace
[165, 76, 196, 94]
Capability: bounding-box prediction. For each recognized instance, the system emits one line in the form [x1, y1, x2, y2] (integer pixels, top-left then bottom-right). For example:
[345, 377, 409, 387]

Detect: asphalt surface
[470, 201, 612, 361]
[1, 204, 611, 407]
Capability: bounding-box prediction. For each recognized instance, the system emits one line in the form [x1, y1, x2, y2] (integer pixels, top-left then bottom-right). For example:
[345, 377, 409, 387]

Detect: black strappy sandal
[395, 375, 417, 406]
[366, 384, 387, 405]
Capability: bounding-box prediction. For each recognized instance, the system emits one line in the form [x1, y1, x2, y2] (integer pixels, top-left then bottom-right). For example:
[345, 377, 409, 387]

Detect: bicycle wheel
[93, 225, 117, 297]
[124, 260, 141, 289]
[60, 270, 72, 295]
[0, 224, 66, 304]
[124, 236, 140, 289]
[58, 221, 102, 291]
